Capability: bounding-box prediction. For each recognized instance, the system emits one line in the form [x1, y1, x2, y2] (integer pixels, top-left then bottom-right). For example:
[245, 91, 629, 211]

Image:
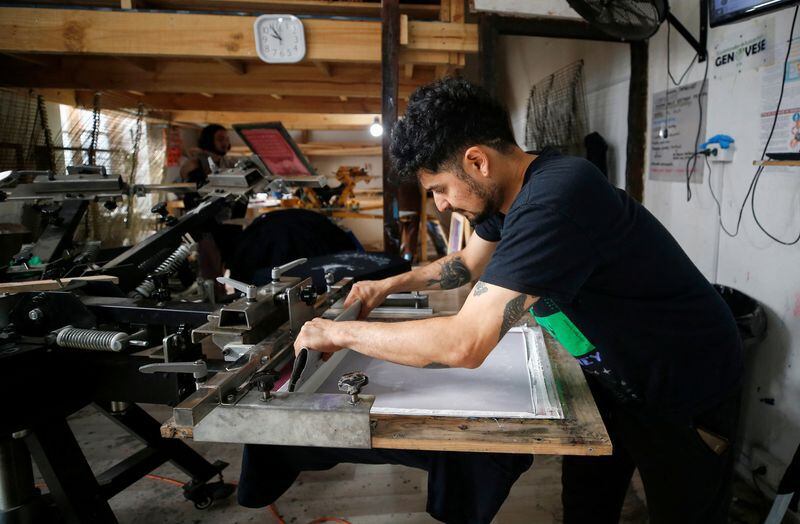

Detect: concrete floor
[29, 404, 767, 524]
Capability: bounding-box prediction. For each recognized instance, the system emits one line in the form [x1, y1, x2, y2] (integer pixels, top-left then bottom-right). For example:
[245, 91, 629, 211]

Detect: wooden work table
[162, 286, 611, 456]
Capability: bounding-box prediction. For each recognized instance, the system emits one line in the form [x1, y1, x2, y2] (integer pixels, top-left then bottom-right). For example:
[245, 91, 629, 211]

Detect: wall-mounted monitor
[710, 0, 799, 27]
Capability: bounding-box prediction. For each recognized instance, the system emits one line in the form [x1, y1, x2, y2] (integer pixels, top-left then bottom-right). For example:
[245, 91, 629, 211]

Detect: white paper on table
[280, 325, 563, 419]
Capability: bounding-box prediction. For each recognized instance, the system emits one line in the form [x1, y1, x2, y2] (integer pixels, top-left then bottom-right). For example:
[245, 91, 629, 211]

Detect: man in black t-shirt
[290, 78, 742, 523]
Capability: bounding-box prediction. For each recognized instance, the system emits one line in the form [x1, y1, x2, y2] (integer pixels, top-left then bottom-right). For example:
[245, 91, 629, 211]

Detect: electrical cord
[142, 473, 353, 524]
[664, 14, 701, 169]
[706, 156, 759, 237]
[712, 5, 800, 242]
[667, 20, 699, 87]
[685, 56, 711, 202]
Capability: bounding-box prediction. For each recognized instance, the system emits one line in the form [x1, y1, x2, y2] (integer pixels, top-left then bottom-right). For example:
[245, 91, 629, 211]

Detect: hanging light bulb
[369, 117, 383, 138]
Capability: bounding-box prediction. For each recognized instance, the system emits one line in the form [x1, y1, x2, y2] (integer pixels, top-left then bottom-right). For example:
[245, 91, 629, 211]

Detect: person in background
[179, 124, 240, 300]
[180, 123, 235, 207]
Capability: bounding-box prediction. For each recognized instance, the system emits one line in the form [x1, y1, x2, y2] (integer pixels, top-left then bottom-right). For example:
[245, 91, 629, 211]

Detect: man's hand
[293, 318, 343, 355]
[343, 280, 392, 319]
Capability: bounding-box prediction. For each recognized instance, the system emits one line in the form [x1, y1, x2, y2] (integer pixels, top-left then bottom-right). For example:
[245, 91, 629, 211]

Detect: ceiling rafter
[0, 56, 434, 98]
[0, 7, 474, 65]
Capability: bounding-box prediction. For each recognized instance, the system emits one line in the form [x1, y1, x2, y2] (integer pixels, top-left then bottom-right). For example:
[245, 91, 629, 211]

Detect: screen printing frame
[232, 122, 318, 178]
[162, 287, 611, 456]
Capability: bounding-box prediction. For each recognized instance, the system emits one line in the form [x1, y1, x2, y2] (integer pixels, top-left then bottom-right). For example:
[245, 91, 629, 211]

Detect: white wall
[498, 35, 631, 187]
[498, 0, 800, 493]
[645, 0, 800, 491]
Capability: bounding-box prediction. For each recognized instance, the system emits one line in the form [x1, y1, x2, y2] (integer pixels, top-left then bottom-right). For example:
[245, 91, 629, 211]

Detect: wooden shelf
[753, 160, 800, 166]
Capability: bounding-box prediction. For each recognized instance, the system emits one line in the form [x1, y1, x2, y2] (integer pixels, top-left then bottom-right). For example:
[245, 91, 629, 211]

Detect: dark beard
[454, 168, 502, 226]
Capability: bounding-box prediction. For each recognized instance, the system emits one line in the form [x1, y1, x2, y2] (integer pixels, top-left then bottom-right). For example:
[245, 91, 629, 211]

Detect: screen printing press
[161, 286, 612, 457]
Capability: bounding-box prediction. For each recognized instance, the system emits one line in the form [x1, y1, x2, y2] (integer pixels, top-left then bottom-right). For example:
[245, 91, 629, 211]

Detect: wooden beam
[270, 93, 283, 100]
[404, 63, 414, 79]
[0, 56, 433, 98]
[2, 52, 51, 67]
[478, 14, 497, 98]
[312, 60, 332, 77]
[236, 139, 383, 157]
[0, 8, 476, 65]
[72, 90, 395, 113]
[299, 142, 381, 157]
[169, 111, 377, 130]
[215, 58, 248, 75]
[22, 88, 77, 106]
[338, 95, 348, 102]
[450, 0, 465, 24]
[406, 21, 476, 52]
[383, 0, 401, 255]
[625, 41, 647, 203]
[439, 0, 451, 22]
[400, 15, 409, 45]
[113, 56, 159, 73]
[141, 0, 440, 19]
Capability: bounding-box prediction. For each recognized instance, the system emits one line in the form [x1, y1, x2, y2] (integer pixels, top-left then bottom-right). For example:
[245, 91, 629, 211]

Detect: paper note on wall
[648, 80, 708, 182]
[712, 18, 775, 79]
[761, 36, 800, 155]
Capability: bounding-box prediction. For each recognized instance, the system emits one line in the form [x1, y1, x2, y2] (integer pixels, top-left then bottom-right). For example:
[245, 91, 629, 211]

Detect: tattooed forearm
[498, 294, 527, 342]
[438, 256, 471, 289]
[424, 362, 450, 369]
[472, 281, 488, 297]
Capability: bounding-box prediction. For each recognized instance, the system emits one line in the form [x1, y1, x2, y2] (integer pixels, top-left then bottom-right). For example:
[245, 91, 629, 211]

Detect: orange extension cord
[144, 473, 352, 524]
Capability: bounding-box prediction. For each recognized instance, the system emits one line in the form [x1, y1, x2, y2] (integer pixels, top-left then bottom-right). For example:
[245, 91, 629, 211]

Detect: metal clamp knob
[139, 359, 208, 389]
[338, 371, 369, 405]
[271, 258, 308, 283]
[216, 276, 257, 302]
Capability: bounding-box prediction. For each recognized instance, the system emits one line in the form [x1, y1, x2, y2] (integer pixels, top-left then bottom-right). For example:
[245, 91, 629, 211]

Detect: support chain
[126, 103, 145, 228]
[88, 92, 101, 165]
[36, 94, 56, 173]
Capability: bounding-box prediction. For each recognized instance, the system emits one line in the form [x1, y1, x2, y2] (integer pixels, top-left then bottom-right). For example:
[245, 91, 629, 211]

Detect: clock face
[254, 15, 306, 64]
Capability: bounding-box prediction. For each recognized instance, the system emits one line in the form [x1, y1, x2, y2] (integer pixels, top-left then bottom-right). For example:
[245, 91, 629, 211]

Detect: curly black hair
[198, 123, 227, 155]
[390, 77, 517, 181]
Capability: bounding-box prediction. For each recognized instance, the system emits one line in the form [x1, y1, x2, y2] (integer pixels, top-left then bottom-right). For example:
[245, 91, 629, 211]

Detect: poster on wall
[648, 80, 708, 182]
[761, 35, 800, 153]
[712, 18, 774, 79]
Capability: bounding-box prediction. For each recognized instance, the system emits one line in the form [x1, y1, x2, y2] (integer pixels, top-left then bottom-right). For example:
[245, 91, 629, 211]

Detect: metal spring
[77, 242, 101, 263]
[132, 243, 193, 298]
[56, 327, 127, 352]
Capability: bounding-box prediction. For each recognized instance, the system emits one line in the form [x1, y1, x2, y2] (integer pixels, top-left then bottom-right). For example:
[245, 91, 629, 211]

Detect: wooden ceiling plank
[70, 90, 398, 114]
[2, 52, 52, 67]
[215, 58, 248, 75]
[18, 88, 78, 106]
[0, 8, 476, 64]
[169, 111, 378, 130]
[406, 20, 477, 52]
[312, 60, 332, 77]
[0, 56, 432, 98]
[145, 0, 440, 19]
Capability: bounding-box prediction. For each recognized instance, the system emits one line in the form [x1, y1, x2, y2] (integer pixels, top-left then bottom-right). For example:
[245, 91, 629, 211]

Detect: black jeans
[562, 378, 741, 524]
[238, 445, 533, 524]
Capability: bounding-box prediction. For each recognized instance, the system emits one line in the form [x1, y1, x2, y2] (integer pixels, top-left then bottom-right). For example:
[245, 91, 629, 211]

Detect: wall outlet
[709, 144, 735, 163]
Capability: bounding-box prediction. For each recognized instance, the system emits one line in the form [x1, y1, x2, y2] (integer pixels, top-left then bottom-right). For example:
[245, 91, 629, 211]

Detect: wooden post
[382, 0, 401, 255]
[479, 14, 497, 98]
[625, 41, 648, 203]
